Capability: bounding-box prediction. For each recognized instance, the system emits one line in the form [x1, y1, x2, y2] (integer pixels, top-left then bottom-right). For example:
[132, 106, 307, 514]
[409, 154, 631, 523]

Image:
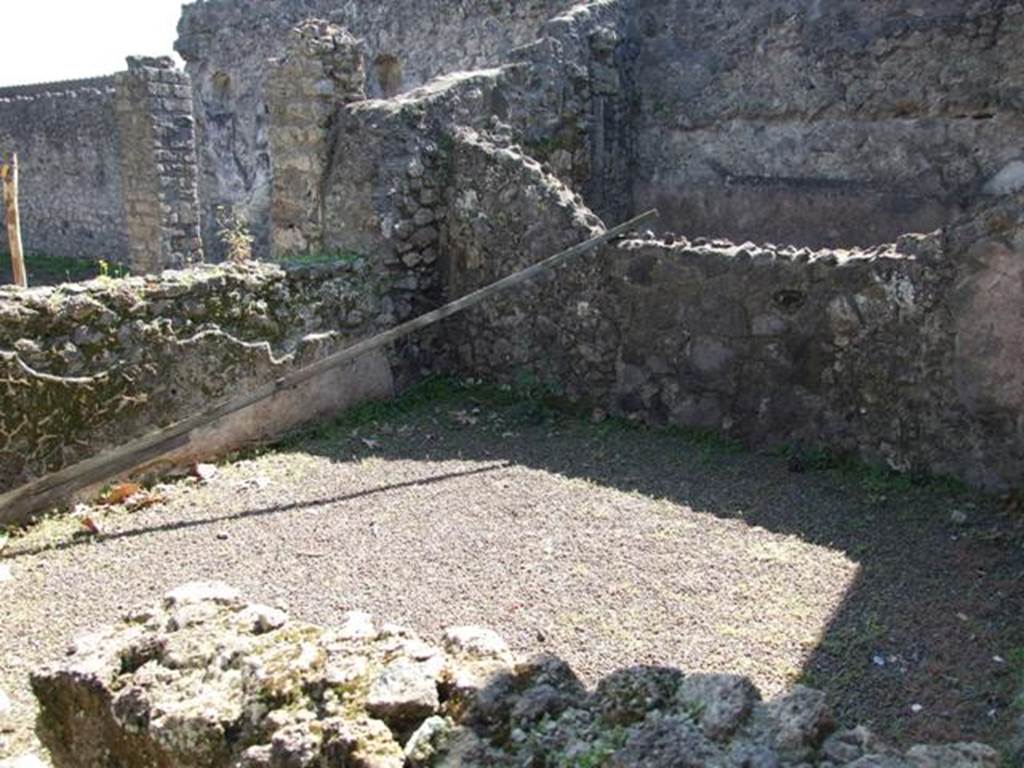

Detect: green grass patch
[276, 250, 363, 268]
[277, 371, 745, 469]
[590, 416, 743, 461]
[0, 249, 128, 287]
[777, 443, 970, 498]
[666, 424, 744, 458]
[277, 373, 580, 449]
[278, 372, 977, 499]
[557, 725, 628, 768]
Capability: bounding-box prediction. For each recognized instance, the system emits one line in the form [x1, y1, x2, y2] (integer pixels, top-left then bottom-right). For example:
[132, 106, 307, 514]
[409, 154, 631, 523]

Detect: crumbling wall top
[0, 75, 117, 101]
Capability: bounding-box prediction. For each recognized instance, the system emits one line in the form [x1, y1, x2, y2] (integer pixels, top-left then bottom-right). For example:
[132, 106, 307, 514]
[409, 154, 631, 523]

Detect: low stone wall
[440, 129, 616, 401]
[442, 136, 1024, 490]
[0, 261, 401, 510]
[605, 233, 1021, 488]
[31, 583, 1001, 767]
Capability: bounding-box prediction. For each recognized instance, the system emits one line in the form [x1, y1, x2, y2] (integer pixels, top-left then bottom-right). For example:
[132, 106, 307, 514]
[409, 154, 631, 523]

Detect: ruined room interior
[0, 1, 1022, 766]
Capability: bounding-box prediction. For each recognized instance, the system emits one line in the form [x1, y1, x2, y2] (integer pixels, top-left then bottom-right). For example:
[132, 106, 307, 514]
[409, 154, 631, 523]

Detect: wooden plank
[0, 209, 658, 523]
[2, 153, 27, 288]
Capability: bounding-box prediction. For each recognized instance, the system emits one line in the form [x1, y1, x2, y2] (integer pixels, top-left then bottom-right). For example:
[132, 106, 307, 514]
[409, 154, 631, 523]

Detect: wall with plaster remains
[0, 261, 406, 507]
[628, 0, 1024, 246]
[2, 0, 1023, 508]
[5, 0, 1022, 269]
[182, 0, 1024, 256]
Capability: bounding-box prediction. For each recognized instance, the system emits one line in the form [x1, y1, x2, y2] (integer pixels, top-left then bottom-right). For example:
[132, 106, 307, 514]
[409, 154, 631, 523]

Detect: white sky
[0, 1, 186, 87]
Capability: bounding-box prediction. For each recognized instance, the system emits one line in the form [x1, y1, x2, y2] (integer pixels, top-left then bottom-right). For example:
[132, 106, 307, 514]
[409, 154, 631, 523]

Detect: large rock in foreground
[32, 583, 1000, 767]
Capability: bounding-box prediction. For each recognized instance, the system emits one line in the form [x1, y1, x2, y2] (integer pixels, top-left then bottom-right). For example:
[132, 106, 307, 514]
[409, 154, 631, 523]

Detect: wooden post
[1, 153, 27, 288]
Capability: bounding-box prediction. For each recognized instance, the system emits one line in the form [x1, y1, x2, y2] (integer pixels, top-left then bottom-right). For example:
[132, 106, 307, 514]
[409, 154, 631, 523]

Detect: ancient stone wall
[175, 0, 577, 258]
[0, 61, 204, 272]
[114, 57, 204, 272]
[442, 134, 1024, 490]
[268, 0, 1024, 490]
[257, 0, 1023, 257]
[440, 131, 617, 402]
[0, 78, 129, 262]
[2, 0, 1023, 506]
[629, 0, 1024, 246]
[7, 0, 1021, 270]
[0, 261, 401, 506]
[317, 0, 633, 274]
[267, 22, 366, 257]
[508, 0, 636, 223]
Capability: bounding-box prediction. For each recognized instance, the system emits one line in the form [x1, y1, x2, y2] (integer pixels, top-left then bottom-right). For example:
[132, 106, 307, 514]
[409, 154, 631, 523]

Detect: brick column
[115, 56, 203, 273]
[268, 21, 365, 258]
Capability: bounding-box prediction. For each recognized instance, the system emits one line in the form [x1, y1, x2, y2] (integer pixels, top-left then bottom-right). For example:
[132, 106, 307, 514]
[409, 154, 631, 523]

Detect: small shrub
[96, 259, 130, 281]
[216, 206, 255, 263]
[2, 249, 116, 286]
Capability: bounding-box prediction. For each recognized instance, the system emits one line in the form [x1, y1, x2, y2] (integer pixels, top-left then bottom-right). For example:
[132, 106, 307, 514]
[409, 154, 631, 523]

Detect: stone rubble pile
[31, 583, 1000, 767]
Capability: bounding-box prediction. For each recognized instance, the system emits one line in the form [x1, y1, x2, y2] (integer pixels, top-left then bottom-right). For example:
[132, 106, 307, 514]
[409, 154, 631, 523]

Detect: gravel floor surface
[1, 392, 1022, 762]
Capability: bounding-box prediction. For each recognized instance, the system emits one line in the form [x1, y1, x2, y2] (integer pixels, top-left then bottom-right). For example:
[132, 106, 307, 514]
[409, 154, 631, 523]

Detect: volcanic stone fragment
[29, 583, 1002, 768]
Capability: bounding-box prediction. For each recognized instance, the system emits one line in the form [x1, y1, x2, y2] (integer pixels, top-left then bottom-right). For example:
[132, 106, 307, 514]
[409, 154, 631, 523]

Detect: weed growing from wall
[216, 205, 255, 264]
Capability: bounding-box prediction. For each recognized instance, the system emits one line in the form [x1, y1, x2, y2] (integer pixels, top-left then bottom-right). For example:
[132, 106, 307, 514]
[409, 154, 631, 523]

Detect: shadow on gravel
[1, 464, 510, 561]
[13, 385, 1023, 751]
[270, 387, 1024, 752]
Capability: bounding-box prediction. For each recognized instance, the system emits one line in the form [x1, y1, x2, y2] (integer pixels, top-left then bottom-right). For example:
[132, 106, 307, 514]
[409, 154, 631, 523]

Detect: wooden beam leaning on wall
[1, 153, 27, 288]
[0, 210, 658, 524]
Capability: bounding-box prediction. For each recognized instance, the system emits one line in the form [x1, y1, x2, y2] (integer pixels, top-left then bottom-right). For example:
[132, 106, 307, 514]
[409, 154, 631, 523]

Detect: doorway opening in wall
[374, 55, 403, 99]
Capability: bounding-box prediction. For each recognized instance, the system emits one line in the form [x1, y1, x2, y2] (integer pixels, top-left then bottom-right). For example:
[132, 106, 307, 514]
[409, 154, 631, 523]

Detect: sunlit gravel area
[2, 388, 1022, 762]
